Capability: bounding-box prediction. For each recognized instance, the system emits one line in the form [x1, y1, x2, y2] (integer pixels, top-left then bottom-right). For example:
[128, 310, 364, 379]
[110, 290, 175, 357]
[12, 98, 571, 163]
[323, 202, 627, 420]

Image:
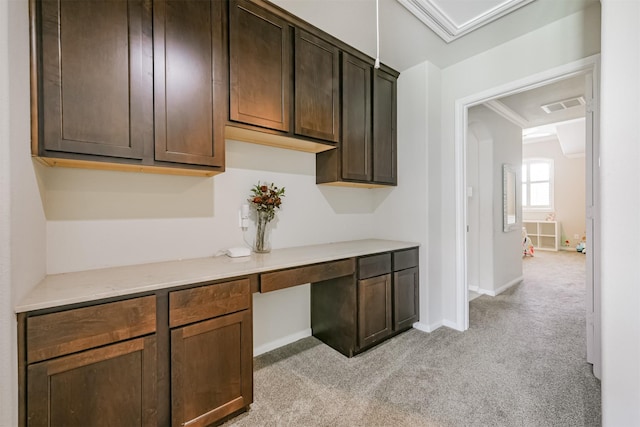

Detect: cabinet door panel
[372, 69, 397, 185]
[154, 0, 226, 166]
[294, 29, 340, 142]
[394, 267, 419, 331]
[27, 336, 157, 427]
[341, 53, 372, 181]
[171, 310, 252, 427]
[40, 0, 150, 158]
[358, 274, 392, 349]
[230, 0, 290, 132]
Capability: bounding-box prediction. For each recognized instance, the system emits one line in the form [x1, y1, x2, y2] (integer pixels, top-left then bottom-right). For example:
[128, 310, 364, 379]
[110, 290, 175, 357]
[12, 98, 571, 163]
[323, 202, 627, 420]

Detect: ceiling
[397, 0, 536, 42]
[490, 74, 586, 129]
[271, 0, 599, 71]
[270, 0, 595, 156]
[485, 74, 587, 156]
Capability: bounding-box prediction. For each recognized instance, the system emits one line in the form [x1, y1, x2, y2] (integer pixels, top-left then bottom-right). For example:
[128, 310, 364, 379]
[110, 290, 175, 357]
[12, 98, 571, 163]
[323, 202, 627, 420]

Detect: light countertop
[16, 239, 419, 313]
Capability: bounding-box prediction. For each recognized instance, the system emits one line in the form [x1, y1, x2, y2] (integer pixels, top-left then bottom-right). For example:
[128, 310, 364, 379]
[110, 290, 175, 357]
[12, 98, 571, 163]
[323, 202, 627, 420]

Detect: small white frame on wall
[503, 163, 519, 232]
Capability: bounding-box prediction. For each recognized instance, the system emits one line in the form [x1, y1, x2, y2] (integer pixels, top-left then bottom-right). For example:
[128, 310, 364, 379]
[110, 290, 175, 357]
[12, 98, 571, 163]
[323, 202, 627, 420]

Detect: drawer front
[27, 295, 156, 364]
[393, 247, 419, 271]
[358, 253, 391, 279]
[260, 259, 355, 293]
[169, 278, 250, 328]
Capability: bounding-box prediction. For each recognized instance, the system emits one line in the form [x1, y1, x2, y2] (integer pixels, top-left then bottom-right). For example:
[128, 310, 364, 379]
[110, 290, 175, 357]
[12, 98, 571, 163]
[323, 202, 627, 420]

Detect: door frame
[453, 54, 601, 375]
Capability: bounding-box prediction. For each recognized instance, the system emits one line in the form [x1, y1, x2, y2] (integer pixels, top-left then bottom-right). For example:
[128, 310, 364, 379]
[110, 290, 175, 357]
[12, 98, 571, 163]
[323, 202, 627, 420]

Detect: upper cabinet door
[341, 53, 372, 182]
[229, 0, 291, 132]
[39, 0, 151, 159]
[154, 0, 227, 167]
[294, 29, 340, 143]
[372, 69, 398, 185]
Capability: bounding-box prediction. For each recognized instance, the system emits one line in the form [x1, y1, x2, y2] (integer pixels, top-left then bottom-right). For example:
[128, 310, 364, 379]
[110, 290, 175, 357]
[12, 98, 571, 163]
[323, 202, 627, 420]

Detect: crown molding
[484, 99, 530, 128]
[397, 0, 536, 43]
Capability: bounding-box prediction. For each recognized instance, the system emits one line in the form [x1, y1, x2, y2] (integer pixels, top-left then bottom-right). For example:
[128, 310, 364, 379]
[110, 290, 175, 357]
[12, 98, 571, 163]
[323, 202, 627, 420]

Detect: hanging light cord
[374, 0, 380, 69]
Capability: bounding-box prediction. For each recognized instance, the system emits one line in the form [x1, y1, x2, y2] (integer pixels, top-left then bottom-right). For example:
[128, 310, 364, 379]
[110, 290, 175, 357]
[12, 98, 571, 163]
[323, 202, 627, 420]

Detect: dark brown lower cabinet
[171, 309, 253, 427]
[311, 248, 419, 357]
[27, 335, 157, 427]
[310, 274, 357, 357]
[21, 279, 253, 427]
[358, 274, 392, 348]
[394, 266, 419, 331]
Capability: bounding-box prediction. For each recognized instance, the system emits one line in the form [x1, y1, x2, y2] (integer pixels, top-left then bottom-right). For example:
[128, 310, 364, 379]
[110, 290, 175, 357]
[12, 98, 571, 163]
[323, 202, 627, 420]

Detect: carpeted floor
[224, 250, 601, 426]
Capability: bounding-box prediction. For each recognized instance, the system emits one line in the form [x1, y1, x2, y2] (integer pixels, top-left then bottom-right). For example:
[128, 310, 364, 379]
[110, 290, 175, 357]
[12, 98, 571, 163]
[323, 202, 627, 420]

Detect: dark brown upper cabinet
[229, 0, 291, 132]
[316, 54, 398, 188]
[294, 29, 340, 143]
[373, 68, 398, 185]
[153, 0, 227, 168]
[340, 53, 372, 182]
[31, 0, 226, 176]
[228, 0, 341, 149]
[37, 0, 151, 160]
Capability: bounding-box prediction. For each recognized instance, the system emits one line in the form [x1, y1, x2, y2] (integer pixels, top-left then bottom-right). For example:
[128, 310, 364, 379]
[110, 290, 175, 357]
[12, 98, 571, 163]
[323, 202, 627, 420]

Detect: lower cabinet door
[27, 335, 157, 427]
[171, 309, 253, 427]
[394, 267, 419, 331]
[358, 274, 392, 349]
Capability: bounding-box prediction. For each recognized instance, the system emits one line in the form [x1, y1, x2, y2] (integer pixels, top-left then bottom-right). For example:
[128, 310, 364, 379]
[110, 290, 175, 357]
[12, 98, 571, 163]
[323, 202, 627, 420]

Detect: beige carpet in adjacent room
[225, 250, 600, 426]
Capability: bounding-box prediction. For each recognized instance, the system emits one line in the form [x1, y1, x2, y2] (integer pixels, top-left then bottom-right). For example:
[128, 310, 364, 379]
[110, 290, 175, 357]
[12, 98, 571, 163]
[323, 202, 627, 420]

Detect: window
[522, 159, 554, 210]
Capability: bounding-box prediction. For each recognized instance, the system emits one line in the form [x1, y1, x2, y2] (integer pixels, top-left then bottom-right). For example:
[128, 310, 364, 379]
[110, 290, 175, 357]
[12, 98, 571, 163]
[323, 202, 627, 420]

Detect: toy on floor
[576, 236, 587, 254]
[522, 227, 534, 257]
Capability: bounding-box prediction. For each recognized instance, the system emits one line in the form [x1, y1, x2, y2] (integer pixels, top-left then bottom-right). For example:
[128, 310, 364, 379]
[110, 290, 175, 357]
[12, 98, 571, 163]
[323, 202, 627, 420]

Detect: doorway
[455, 55, 601, 378]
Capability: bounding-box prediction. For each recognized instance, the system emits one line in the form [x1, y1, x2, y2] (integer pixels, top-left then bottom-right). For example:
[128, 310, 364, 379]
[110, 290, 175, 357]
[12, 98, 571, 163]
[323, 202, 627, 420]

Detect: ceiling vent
[540, 96, 585, 114]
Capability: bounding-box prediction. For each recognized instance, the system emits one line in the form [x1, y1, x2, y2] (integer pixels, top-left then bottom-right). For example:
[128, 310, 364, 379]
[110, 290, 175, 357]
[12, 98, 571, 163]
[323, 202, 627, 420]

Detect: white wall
[468, 106, 523, 295]
[466, 126, 480, 289]
[438, 3, 601, 325]
[523, 139, 586, 248]
[600, 0, 640, 424]
[45, 140, 377, 351]
[372, 60, 441, 330]
[0, 0, 14, 425]
[2, 0, 48, 425]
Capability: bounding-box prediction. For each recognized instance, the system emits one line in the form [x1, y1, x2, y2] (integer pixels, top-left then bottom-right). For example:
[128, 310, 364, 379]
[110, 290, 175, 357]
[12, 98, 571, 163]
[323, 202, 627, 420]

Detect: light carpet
[225, 250, 601, 426]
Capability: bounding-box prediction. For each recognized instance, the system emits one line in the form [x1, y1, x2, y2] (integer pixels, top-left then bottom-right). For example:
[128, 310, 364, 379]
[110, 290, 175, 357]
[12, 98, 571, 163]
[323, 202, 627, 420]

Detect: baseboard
[494, 275, 524, 295]
[254, 328, 312, 356]
[413, 321, 441, 333]
[475, 287, 495, 296]
[442, 319, 463, 331]
[475, 276, 523, 297]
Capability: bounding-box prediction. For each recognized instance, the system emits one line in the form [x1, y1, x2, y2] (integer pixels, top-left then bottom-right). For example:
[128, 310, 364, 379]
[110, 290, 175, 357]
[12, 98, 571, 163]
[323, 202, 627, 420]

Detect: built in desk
[16, 239, 419, 427]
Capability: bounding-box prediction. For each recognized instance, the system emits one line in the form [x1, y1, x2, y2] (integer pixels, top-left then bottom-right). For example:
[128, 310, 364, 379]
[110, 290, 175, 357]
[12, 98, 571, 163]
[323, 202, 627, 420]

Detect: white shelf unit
[523, 220, 559, 251]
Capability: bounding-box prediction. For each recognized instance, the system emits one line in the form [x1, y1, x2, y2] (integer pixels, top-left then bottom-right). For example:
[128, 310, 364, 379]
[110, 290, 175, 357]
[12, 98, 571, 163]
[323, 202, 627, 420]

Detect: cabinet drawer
[393, 248, 419, 271]
[260, 259, 355, 293]
[358, 253, 391, 279]
[169, 278, 250, 328]
[26, 296, 156, 364]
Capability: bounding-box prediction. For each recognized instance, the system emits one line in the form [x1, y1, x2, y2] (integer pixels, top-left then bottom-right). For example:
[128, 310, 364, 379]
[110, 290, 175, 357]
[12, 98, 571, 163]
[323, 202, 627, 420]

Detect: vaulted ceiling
[489, 74, 587, 157]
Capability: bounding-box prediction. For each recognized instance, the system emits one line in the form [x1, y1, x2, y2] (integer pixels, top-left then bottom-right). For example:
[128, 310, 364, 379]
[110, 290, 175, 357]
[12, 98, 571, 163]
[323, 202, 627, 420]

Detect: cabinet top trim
[17, 239, 419, 313]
